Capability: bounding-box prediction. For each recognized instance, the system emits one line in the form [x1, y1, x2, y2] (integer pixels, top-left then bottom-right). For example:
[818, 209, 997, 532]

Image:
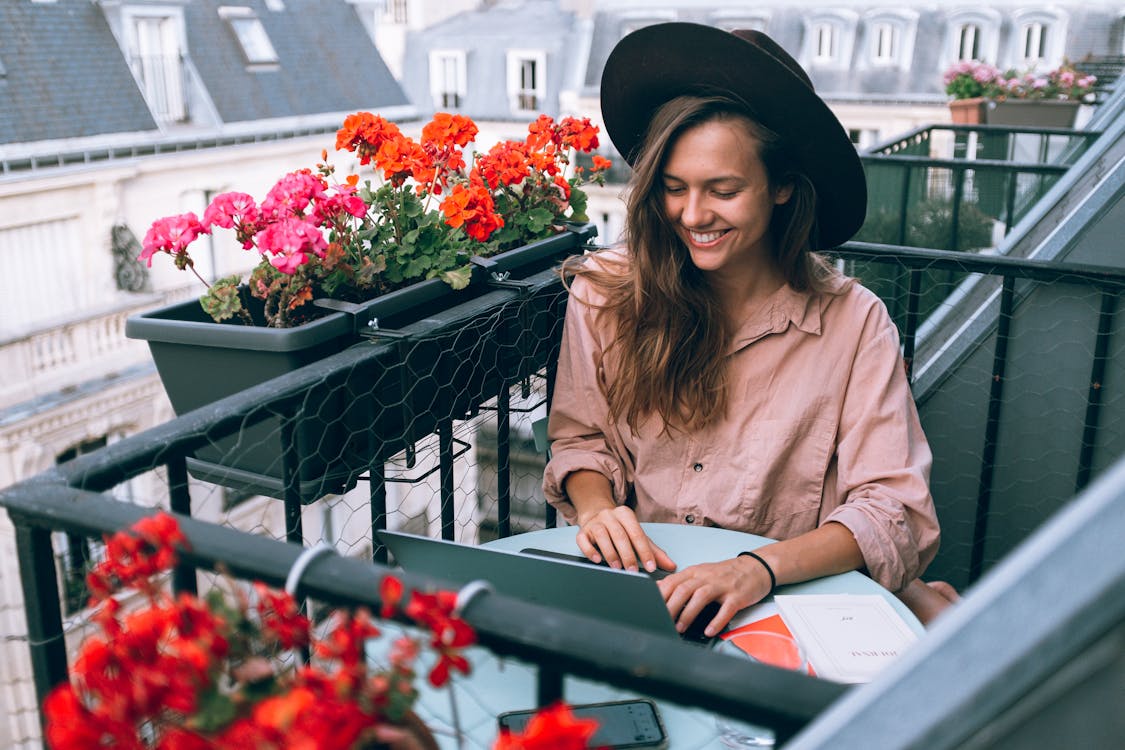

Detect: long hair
[566, 94, 843, 433]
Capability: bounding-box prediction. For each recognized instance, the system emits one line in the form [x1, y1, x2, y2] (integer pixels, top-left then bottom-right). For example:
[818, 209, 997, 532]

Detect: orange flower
[375, 136, 433, 185]
[591, 155, 612, 172]
[422, 112, 479, 149]
[441, 182, 504, 242]
[477, 142, 531, 189]
[336, 112, 403, 165]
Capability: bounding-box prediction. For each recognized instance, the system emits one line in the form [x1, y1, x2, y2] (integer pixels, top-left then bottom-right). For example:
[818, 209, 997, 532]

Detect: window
[944, 9, 1001, 69]
[803, 10, 857, 69]
[130, 13, 188, 123]
[429, 50, 466, 109]
[383, 0, 408, 25]
[1009, 9, 1066, 70]
[507, 50, 545, 114]
[814, 23, 837, 62]
[957, 24, 981, 61]
[220, 7, 279, 65]
[1021, 22, 1048, 62]
[872, 22, 897, 63]
[863, 10, 917, 70]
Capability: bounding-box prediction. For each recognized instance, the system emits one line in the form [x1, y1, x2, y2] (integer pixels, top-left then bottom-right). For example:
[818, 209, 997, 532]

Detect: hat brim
[600, 22, 867, 249]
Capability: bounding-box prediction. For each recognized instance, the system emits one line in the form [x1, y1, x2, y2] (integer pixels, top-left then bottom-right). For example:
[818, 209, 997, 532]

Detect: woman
[543, 23, 953, 635]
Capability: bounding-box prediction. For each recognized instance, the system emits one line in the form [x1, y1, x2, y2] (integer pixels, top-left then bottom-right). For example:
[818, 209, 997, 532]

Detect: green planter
[985, 99, 1081, 128]
[126, 224, 596, 503]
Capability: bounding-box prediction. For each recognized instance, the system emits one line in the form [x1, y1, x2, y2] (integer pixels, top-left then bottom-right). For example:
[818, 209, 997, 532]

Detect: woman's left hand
[656, 556, 773, 638]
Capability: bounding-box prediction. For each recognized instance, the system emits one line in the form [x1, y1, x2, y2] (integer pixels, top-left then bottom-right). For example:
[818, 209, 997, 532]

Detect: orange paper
[721, 615, 815, 675]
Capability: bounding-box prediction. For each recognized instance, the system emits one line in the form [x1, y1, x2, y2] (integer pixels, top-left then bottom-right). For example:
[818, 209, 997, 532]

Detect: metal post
[280, 415, 304, 545]
[1076, 290, 1117, 491]
[971, 276, 1015, 582]
[167, 454, 197, 594]
[14, 521, 69, 718]
[497, 384, 512, 539]
[440, 419, 455, 541]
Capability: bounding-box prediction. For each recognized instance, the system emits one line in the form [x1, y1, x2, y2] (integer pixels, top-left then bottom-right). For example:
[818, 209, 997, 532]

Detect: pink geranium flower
[255, 217, 328, 274]
[139, 213, 207, 266]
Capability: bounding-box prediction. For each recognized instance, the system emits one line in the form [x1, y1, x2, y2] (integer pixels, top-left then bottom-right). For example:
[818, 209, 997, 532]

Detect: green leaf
[199, 275, 245, 322]
[190, 688, 239, 733]
[440, 265, 473, 290]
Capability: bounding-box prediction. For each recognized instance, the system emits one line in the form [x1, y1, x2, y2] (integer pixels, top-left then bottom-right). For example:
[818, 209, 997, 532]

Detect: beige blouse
[542, 271, 940, 593]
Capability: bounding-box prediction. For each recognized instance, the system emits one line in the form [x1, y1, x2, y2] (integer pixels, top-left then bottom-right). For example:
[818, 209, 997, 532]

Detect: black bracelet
[738, 550, 777, 596]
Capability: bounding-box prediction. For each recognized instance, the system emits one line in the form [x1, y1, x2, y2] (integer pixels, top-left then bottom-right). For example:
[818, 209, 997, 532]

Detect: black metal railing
[860, 124, 1100, 253]
[1, 244, 1123, 742]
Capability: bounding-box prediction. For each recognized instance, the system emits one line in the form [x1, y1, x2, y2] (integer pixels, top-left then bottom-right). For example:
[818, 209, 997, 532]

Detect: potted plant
[43, 512, 601, 749]
[943, 60, 1097, 127]
[126, 112, 607, 500]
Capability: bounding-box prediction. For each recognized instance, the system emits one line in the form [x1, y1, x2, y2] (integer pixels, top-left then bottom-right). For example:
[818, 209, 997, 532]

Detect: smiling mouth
[688, 229, 729, 245]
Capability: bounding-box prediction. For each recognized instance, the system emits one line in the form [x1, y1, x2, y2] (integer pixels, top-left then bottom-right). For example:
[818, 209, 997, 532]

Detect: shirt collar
[728, 280, 837, 354]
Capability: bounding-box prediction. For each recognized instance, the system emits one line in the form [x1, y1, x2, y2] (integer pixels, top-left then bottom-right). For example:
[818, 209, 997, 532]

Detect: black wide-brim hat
[600, 22, 867, 250]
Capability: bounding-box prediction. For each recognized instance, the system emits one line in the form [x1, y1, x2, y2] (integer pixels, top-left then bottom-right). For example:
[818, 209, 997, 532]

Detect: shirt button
[685, 514, 695, 524]
[693, 462, 703, 472]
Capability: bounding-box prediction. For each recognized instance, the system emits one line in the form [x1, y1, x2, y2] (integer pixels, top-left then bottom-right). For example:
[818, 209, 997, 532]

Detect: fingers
[660, 559, 772, 636]
[576, 506, 674, 573]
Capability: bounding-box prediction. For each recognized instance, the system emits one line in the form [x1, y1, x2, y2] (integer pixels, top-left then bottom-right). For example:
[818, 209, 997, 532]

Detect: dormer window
[943, 9, 1001, 70]
[429, 50, 466, 109]
[802, 10, 857, 70]
[872, 22, 896, 62]
[957, 24, 981, 61]
[813, 22, 837, 63]
[383, 0, 408, 25]
[863, 9, 917, 69]
[1010, 8, 1067, 70]
[507, 50, 546, 114]
[1021, 22, 1048, 62]
[122, 7, 189, 125]
[219, 7, 279, 67]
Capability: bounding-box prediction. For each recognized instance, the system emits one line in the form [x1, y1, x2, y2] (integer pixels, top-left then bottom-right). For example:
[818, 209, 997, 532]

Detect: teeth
[690, 230, 725, 244]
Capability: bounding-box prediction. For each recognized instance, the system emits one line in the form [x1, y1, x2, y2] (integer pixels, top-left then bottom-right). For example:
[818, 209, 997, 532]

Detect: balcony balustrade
[1, 239, 1121, 745]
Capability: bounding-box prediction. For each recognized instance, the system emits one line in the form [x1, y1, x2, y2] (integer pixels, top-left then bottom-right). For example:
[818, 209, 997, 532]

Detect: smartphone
[497, 698, 668, 749]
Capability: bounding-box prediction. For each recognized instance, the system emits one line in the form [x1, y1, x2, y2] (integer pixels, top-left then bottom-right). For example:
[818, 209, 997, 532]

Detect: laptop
[376, 529, 718, 645]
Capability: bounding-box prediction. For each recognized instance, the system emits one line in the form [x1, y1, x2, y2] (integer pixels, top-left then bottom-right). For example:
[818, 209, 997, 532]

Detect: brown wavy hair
[564, 94, 844, 433]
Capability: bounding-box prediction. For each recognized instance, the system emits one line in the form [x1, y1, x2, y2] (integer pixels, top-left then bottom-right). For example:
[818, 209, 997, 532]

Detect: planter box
[949, 98, 987, 125]
[984, 99, 1081, 128]
[126, 224, 596, 502]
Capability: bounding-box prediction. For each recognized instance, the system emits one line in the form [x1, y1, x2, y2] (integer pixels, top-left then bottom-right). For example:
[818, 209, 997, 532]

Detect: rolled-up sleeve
[824, 301, 940, 592]
[542, 278, 631, 522]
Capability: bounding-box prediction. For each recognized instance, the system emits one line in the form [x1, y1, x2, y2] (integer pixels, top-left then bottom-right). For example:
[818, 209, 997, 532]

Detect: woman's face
[660, 118, 792, 284]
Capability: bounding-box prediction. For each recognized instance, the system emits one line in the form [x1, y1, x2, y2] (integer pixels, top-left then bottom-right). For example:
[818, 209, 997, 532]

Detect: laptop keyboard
[519, 547, 719, 646]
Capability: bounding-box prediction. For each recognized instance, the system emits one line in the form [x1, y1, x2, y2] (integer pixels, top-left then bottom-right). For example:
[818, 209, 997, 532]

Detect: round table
[384, 524, 922, 749]
[484, 524, 924, 634]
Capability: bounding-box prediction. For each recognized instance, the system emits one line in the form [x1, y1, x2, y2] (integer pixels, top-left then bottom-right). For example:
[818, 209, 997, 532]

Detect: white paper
[774, 594, 918, 683]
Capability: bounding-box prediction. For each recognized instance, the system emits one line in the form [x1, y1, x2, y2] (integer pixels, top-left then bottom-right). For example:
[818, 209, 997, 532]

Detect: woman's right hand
[575, 505, 677, 574]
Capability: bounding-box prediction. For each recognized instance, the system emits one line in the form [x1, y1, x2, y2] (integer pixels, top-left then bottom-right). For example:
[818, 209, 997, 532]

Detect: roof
[184, 0, 409, 123]
[0, 0, 158, 144]
[0, 0, 410, 148]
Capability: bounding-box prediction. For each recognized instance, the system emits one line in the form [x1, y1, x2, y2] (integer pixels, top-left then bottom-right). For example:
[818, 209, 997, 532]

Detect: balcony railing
[860, 124, 1100, 252]
[2, 240, 1122, 745]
